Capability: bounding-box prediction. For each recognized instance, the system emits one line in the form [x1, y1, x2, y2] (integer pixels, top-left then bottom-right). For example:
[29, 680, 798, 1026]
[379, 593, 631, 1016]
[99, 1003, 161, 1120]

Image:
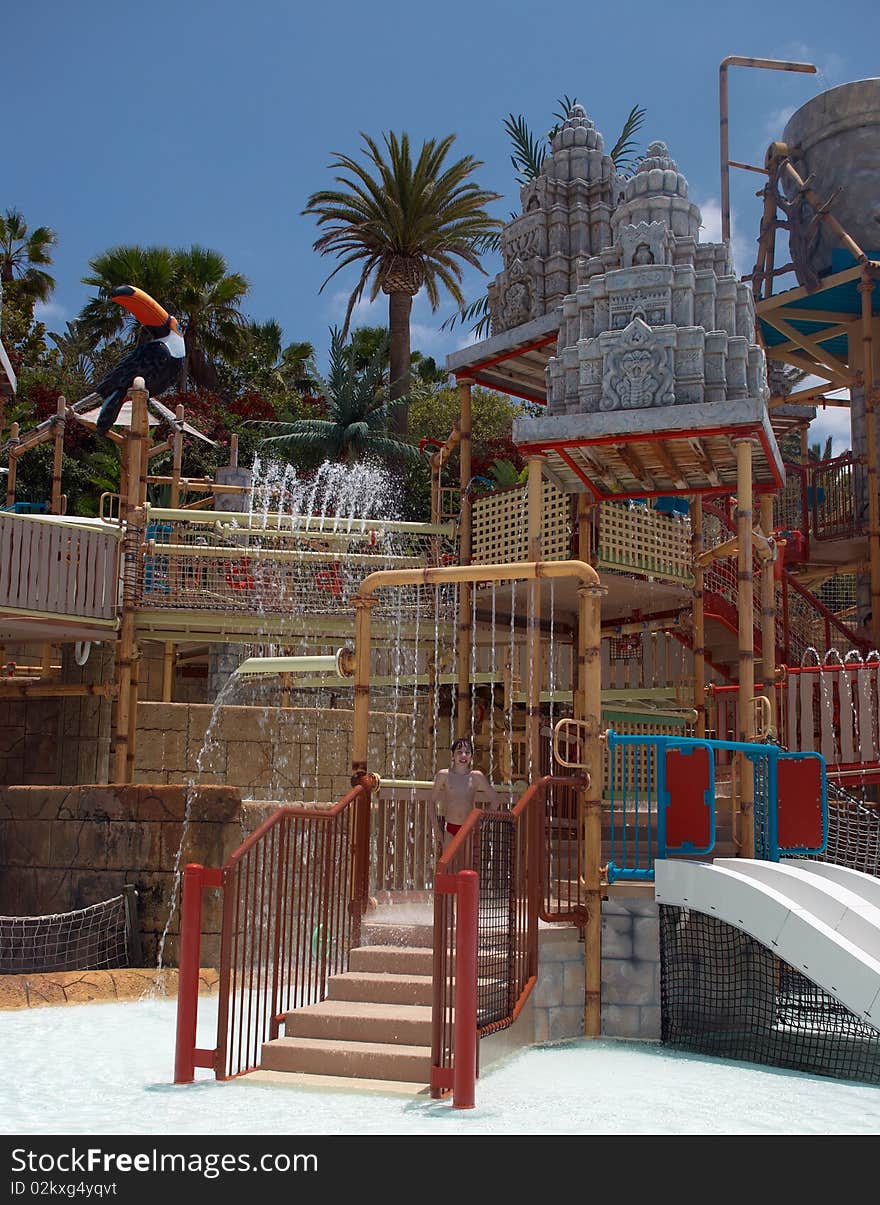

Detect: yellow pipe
[144, 542, 424, 568]
[234, 648, 356, 678]
[144, 505, 454, 537]
[860, 272, 880, 653]
[692, 496, 706, 737]
[735, 438, 755, 858]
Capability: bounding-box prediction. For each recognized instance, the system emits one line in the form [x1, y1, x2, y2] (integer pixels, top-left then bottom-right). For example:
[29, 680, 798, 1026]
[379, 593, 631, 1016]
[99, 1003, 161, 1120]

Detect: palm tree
[302, 131, 502, 433]
[256, 328, 420, 464]
[80, 244, 249, 391]
[0, 208, 57, 303]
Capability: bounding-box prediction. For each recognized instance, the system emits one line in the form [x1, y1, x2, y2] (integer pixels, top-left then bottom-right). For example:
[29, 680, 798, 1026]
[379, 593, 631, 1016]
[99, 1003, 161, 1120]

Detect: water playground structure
[1, 61, 880, 1105]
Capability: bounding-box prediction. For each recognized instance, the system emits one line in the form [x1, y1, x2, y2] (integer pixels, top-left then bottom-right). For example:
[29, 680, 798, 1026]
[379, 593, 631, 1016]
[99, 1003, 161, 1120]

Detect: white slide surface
[654, 857, 880, 1031]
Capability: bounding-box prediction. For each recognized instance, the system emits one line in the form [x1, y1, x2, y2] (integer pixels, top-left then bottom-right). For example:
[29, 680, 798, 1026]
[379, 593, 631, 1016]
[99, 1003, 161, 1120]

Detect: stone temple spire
[486, 105, 619, 335]
[612, 140, 702, 240]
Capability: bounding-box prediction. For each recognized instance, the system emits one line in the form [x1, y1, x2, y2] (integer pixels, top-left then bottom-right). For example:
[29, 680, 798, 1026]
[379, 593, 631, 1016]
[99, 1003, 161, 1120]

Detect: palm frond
[502, 114, 546, 186]
[547, 94, 579, 143]
[440, 294, 490, 336]
[609, 104, 647, 173]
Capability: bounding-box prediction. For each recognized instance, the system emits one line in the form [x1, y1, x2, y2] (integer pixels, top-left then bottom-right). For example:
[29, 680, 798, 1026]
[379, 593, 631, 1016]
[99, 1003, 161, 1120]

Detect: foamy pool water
[3, 996, 879, 1135]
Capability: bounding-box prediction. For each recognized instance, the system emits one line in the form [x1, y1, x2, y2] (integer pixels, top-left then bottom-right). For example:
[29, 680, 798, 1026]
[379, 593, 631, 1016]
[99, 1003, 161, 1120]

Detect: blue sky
[8, 0, 877, 450]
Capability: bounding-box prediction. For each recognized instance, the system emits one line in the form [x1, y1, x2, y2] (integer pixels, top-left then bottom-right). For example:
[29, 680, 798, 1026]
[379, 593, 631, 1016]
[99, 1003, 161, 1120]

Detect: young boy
[431, 737, 501, 850]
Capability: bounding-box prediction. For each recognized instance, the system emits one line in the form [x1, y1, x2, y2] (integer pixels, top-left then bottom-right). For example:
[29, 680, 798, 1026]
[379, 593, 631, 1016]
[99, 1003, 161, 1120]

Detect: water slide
[654, 858, 880, 1031]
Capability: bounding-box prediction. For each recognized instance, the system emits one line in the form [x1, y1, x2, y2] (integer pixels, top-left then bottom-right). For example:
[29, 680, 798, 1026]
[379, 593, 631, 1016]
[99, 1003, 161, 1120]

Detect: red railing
[777, 455, 866, 546]
[702, 500, 865, 663]
[174, 783, 371, 1083]
[709, 660, 880, 784]
[430, 775, 586, 1104]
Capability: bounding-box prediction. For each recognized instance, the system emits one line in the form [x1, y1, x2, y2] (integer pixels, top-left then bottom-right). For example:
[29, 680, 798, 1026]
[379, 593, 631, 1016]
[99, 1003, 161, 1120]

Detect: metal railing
[604, 730, 827, 881]
[703, 500, 865, 661]
[430, 775, 585, 1103]
[776, 455, 866, 545]
[174, 783, 371, 1083]
[710, 661, 880, 785]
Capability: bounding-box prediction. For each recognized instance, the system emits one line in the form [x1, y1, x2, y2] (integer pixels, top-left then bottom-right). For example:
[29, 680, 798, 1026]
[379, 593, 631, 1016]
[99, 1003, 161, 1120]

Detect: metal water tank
[781, 78, 880, 284]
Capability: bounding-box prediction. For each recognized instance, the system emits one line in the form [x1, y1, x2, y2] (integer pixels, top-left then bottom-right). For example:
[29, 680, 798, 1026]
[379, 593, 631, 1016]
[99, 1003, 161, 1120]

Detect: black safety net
[476, 816, 516, 1031]
[660, 905, 880, 1084]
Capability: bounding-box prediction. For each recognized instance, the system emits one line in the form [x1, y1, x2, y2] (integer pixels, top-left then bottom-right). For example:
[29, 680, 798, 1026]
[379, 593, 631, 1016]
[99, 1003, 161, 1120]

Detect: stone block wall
[134, 701, 441, 802]
[0, 783, 243, 968]
[601, 895, 661, 1039]
[530, 924, 586, 1042]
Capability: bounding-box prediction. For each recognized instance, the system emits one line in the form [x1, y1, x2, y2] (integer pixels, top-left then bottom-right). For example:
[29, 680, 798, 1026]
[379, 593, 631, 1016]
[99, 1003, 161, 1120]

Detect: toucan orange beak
[109, 285, 170, 328]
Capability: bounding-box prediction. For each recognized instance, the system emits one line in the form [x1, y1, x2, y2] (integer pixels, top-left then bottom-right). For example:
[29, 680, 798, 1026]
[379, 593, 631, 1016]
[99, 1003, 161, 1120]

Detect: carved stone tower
[487, 105, 621, 336]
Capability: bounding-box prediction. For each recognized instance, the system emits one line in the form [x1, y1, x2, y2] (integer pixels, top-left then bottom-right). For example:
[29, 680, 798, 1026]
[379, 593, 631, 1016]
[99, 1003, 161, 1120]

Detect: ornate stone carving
[619, 221, 670, 269]
[601, 316, 674, 410]
[487, 105, 618, 334]
[501, 261, 532, 328]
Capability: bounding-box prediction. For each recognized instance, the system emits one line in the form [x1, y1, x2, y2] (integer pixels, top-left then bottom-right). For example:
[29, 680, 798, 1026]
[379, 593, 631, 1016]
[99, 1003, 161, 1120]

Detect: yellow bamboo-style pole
[735, 438, 755, 857]
[51, 396, 66, 514]
[6, 423, 19, 508]
[719, 57, 816, 243]
[578, 576, 604, 1038]
[526, 454, 545, 778]
[112, 380, 149, 782]
[760, 493, 778, 735]
[860, 272, 880, 652]
[162, 402, 186, 703]
[456, 378, 473, 738]
[691, 496, 706, 737]
[0, 681, 117, 699]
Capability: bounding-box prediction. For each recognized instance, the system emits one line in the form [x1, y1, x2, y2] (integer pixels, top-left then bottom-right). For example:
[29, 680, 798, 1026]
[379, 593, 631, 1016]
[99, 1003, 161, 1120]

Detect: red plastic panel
[777, 757, 824, 850]
[664, 746, 712, 849]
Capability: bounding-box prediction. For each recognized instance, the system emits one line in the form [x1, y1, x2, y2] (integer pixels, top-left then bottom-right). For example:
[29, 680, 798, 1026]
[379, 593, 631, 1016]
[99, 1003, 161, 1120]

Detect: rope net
[0, 891, 138, 974]
[659, 906, 880, 1084]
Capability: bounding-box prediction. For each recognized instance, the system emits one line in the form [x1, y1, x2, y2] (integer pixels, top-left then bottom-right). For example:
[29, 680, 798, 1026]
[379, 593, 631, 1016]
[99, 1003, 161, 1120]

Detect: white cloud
[808, 404, 852, 456]
[763, 105, 797, 143]
[695, 197, 753, 279]
[33, 300, 68, 324]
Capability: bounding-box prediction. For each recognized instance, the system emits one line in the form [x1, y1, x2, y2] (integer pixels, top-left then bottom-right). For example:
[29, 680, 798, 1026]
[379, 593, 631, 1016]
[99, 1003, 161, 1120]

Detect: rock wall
[0, 783, 242, 968]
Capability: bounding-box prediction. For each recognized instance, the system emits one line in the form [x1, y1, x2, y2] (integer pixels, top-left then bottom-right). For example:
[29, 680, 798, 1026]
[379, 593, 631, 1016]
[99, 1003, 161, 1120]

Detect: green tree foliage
[80, 244, 250, 392]
[0, 209, 57, 303]
[303, 131, 502, 432]
[255, 327, 421, 466]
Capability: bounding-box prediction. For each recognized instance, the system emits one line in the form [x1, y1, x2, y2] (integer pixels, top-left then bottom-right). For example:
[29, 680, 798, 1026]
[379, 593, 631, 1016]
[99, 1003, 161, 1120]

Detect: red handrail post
[453, 869, 478, 1109]
[174, 862, 206, 1084]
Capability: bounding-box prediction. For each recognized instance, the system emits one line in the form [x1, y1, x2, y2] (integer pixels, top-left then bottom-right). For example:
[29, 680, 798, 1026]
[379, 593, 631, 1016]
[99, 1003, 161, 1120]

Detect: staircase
[259, 910, 435, 1090]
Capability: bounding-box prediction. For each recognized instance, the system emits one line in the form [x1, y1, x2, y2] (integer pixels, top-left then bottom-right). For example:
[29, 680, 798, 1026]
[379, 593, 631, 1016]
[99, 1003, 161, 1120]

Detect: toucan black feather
[93, 328, 185, 435]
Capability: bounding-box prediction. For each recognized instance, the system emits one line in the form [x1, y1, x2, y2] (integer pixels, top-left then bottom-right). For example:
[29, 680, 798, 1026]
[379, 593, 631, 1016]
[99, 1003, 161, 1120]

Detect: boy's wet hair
[451, 738, 474, 756]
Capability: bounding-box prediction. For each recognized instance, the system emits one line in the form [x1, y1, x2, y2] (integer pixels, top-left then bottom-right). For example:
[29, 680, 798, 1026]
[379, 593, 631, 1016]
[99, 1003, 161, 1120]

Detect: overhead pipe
[234, 648, 356, 678]
[719, 56, 816, 244]
[144, 505, 454, 537]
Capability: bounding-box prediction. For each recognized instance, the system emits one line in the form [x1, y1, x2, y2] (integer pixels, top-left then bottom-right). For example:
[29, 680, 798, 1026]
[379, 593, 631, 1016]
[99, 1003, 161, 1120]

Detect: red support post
[174, 862, 206, 1085]
[453, 869, 478, 1110]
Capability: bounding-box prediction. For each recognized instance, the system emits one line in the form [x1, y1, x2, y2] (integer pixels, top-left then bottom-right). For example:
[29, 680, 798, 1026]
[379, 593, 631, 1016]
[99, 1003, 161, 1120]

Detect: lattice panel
[596, 502, 693, 583]
[471, 480, 571, 565]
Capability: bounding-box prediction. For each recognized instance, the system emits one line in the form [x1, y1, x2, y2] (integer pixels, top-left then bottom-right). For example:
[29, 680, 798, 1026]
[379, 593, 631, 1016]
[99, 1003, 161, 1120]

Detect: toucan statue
[93, 286, 185, 435]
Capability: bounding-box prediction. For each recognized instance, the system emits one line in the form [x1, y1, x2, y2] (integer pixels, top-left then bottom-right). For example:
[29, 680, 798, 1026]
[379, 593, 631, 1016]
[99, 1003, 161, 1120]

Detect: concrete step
[261, 1035, 431, 1083]
[328, 970, 434, 1006]
[283, 998, 433, 1045]
[362, 921, 434, 949]
[349, 945, 433, 975]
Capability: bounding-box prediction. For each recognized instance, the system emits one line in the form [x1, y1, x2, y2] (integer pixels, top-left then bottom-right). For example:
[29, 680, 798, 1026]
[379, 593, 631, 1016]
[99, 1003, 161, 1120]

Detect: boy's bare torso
[433, 766, 493, 825]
